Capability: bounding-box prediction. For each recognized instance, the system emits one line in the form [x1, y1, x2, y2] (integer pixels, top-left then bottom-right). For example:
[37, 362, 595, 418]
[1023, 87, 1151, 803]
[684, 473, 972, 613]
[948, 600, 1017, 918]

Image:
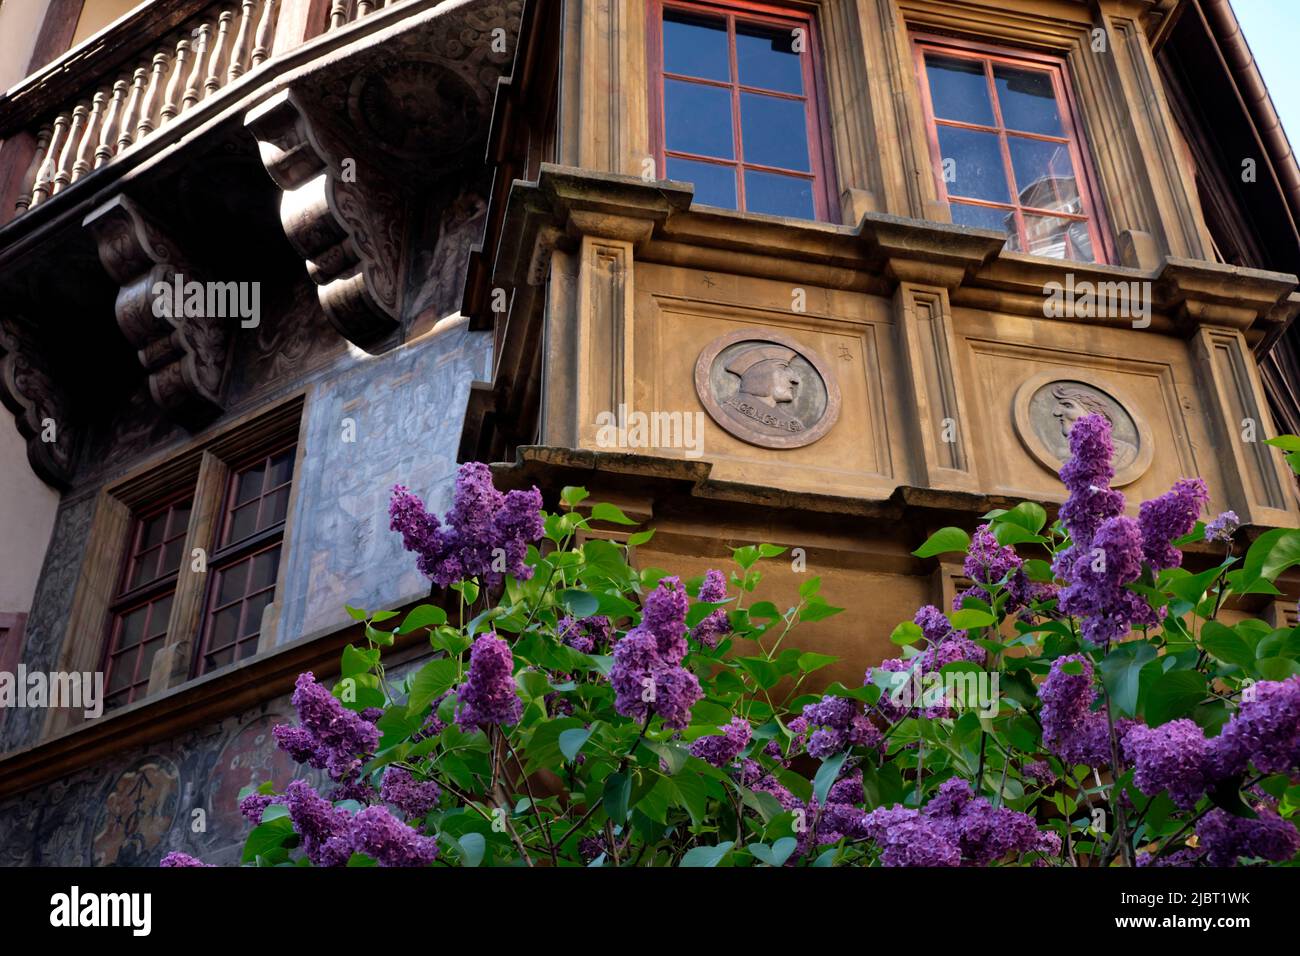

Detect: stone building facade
[0, 0, 1297, 865]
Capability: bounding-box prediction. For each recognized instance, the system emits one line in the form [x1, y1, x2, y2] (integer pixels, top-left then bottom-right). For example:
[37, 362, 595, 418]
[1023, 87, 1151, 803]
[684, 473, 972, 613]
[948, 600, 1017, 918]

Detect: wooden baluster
[251, 0, 278, 67]
[72, 92, 104, 182]
[183, 24, 210, 111]
[204, 10, 235, 97]
[14, 126, 51, 214]
[32, 114, 69, 207]
[227, 0, 256, 81]
[117, 68, 147, 152]
[136, 52, 170, 140]
[52, 103, 88, 194]
[96, 80, 128, 167]
[329, 0, 349, 31]
[357, 0, 372, 17]
[162, 38, 190, 122]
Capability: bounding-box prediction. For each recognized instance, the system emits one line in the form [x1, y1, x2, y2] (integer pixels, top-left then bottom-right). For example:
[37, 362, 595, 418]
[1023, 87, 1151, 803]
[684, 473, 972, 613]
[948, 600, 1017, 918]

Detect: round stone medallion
[1013, 372, 1153, 486]
[694, 329, 840, 449]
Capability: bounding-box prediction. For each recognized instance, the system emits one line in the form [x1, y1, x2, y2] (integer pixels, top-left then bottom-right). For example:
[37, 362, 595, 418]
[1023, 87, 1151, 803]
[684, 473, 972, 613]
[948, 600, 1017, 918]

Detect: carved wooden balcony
[2, 0, 391, 222]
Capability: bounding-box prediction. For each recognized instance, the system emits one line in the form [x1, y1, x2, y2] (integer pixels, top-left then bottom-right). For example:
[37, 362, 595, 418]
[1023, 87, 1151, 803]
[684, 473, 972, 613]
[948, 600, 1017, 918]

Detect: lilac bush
[213, 431, 1300, 867]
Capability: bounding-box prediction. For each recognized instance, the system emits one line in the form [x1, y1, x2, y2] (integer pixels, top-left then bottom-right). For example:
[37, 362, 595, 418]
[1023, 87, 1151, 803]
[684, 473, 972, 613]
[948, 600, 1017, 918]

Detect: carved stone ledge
[0, 317, 76, 488]
[83, 194, 230, 429]
[245, 89, 403, 351]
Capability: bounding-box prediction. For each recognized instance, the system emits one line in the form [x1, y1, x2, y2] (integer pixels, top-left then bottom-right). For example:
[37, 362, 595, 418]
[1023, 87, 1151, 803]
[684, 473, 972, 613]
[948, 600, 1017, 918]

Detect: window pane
[141, 512, 168, 548]
[129, 547, 160, 590]
[744, 169, 815, 219]
[107, 653, 135, 693]
[740, 93, 810, 171]
[267, 450, 294, 489]
[209, 604, 241, 651]
[147, 594, 172, 638]
[1008, 136, 1081, 213]
[227, 501, 259, 545]
[665, 79, 734, 159]
[251, 546, 281, 592]
[137, 638, 164, 686]
[1010, 214, 1095, 262]
[242, 590, 274, 638]
[925, 55, 994, 126]
[937, 126, 1010, 204]
[216, 563, 248, 606]
[667, 156, 738, 209]
[118, 606, 148, 649]
[168, 502, 192, 537]
[736, 21, 803, 94]
[663, 9, 729, 82]
[950, 201, 1015, 236]
[234, 464, 265, 506]
[205, 644, 236, 672]
[262, 487, 291, 528]
[994, 65, 1063, 136]
[162, 537, 186, 576]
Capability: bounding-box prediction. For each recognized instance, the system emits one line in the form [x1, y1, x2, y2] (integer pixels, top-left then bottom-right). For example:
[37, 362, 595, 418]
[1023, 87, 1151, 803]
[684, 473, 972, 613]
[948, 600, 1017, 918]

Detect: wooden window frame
[100, 492, 193, 709]
[43, 395, 304, 732]
[647, 0, 839, 222]
[911, 32, 1115, 265]
[191, 442, 297, 678]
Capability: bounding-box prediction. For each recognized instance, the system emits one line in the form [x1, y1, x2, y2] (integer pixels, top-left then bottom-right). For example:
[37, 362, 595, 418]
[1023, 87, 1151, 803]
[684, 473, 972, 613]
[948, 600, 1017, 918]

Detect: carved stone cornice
[0, 316, 76, 488]
[83, 194, 230, 428]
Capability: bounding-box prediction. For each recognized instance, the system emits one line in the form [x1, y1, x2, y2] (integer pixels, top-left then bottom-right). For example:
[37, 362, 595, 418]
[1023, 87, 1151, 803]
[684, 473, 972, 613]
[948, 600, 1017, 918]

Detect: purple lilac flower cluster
[279, 778, 437, 867]
[239, 791, 276, 825]
[557, 614, 613, 654]
[159, 851, 213, 867]
[861, 778, 1058, 867]
[870, 605, 985, 722]
[957, 526, 1046, 614]
[609, 577, 702, 729]
[1053, 414, 1208, 646]
[689, 716, 752, 767]
[1122, 676, 1300, 813]
[272, 672, 381, 782]
[691, 569, 732, 649]
[455, 632, 523, 732]
[380, 766, 443, 819]
[1037, 654, 1125, 766]
[1205, 510, 1240, 543]
[389, 463, 544, 587]
[1195, 805, 1299, 867]
[801, 695, 883, 759]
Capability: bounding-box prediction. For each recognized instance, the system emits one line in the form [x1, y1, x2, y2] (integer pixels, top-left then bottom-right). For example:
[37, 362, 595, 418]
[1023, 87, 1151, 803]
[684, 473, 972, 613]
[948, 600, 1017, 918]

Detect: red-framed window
[649, 0, 837, 221]
[193, 445, 295, 676]
[913, 36, 1112, 264]
[103, 497, 193, 710]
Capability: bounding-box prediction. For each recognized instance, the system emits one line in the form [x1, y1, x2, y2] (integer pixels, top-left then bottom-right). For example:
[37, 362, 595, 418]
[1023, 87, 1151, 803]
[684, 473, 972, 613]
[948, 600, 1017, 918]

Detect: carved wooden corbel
[83, 194, 230, 429]
[0, 317, 76, 488]
[245, 89, 403, 351]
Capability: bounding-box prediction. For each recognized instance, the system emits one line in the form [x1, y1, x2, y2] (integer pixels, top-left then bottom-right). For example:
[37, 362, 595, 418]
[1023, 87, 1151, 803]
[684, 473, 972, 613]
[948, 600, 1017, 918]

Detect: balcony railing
[7, 0, 390, 221]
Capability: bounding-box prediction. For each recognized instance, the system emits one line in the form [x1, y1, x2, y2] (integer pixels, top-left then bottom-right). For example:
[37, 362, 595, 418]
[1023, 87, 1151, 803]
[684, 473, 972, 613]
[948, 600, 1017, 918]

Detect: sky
[1231, 0, 1300, 152]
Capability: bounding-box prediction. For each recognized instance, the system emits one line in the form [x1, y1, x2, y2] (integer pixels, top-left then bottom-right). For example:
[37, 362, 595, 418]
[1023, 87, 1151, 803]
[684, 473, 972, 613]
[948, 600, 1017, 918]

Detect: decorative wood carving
[0, 317, 76, 488]
[83, 194, 230, 428]
[245, 89, 403, 350]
